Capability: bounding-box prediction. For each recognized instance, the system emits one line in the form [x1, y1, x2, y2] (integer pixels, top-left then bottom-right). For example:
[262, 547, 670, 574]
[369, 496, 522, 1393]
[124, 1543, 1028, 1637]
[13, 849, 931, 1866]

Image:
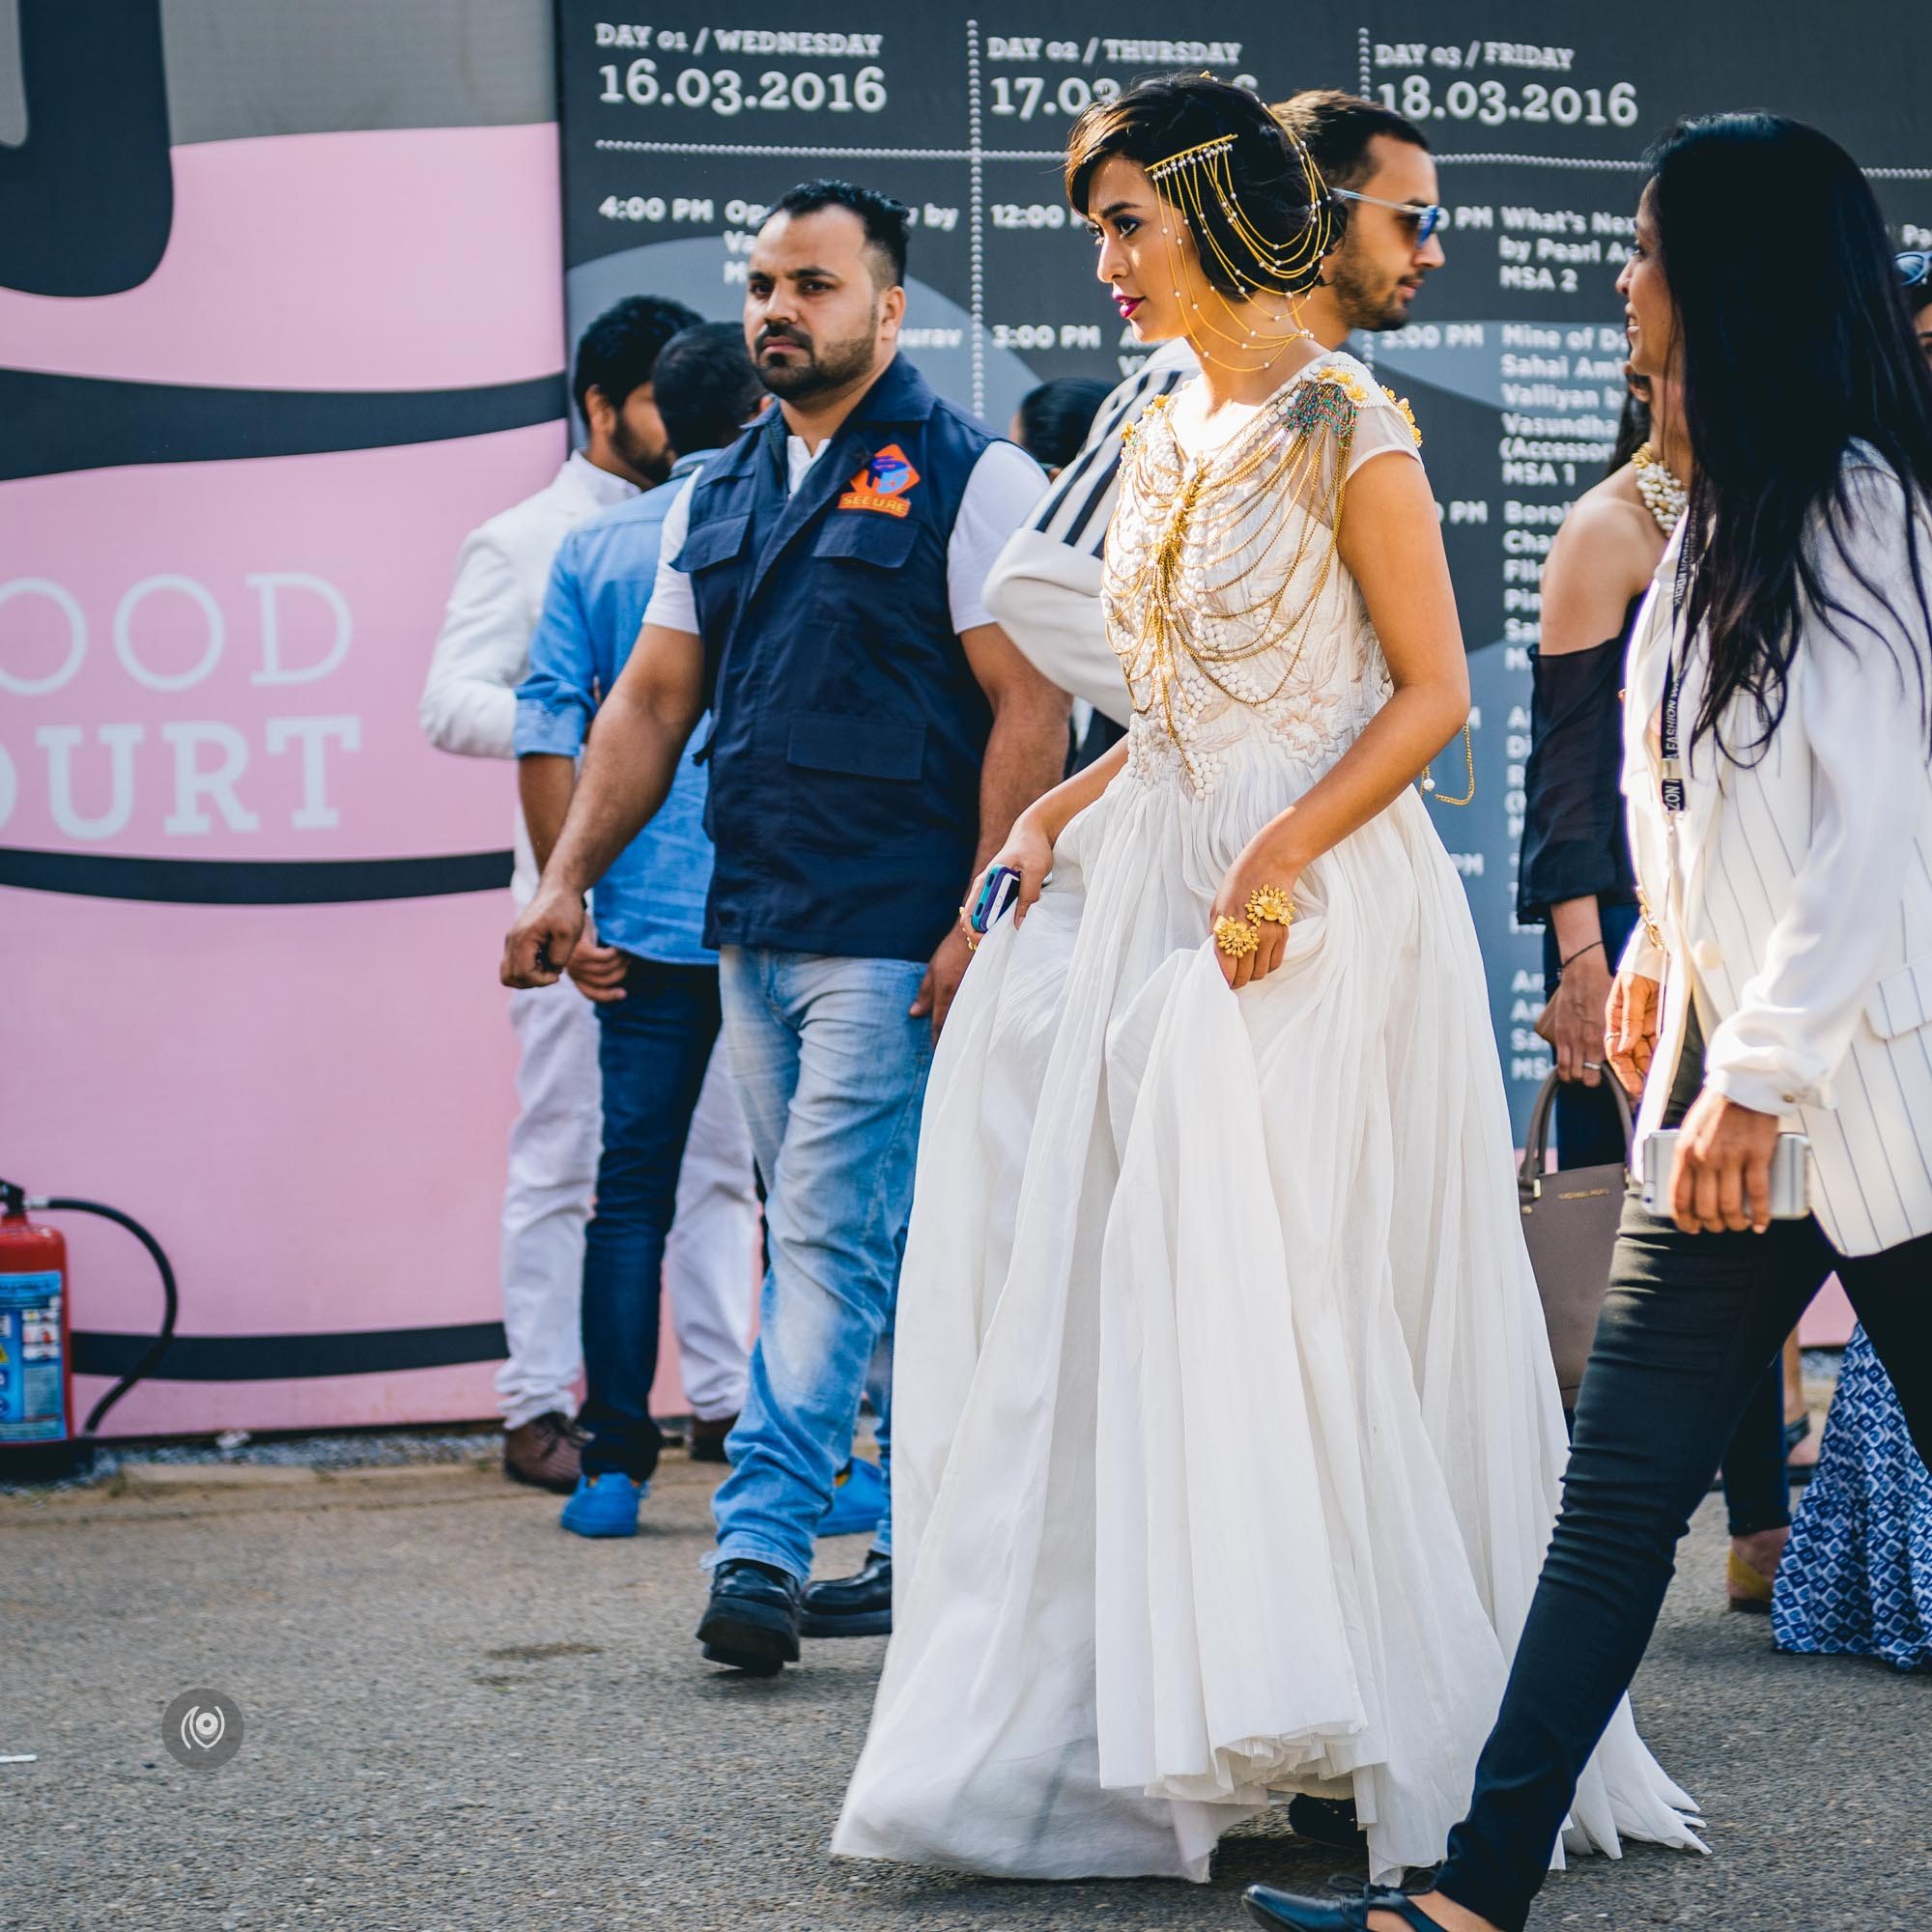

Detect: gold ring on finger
[1244, 884, 1295, 928]
[1213, 915, 1259, 961]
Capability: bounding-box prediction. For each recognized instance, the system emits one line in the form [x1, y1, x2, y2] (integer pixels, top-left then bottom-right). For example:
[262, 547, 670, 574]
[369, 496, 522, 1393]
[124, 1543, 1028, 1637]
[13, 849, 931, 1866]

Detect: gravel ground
[2, 1444, 1924, 1932]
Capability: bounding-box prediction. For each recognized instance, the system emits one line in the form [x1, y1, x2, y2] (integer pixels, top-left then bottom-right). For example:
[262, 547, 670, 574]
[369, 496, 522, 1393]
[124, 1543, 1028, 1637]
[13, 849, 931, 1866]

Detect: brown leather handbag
[1517, 1071, 1634, 1408]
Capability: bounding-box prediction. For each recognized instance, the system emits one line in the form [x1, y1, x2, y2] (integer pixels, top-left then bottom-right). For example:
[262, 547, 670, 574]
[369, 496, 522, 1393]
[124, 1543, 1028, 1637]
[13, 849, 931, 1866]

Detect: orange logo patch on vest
[838, 443, 920, 518]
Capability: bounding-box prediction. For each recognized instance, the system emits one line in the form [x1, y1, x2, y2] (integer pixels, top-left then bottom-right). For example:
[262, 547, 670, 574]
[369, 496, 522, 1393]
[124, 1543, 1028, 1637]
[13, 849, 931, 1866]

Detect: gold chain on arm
[1421, 723, 1477, 806]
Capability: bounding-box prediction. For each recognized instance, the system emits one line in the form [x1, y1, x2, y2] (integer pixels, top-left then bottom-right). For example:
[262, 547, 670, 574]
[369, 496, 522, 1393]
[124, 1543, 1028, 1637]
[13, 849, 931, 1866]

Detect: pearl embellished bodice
[1102, 351, 1424, 793]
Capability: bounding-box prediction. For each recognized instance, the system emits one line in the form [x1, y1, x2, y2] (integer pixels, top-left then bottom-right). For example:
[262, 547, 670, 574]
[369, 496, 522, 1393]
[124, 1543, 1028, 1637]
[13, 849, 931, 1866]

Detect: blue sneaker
[559, 1471, 644, 1538]
[817, 1456, 886, 1539]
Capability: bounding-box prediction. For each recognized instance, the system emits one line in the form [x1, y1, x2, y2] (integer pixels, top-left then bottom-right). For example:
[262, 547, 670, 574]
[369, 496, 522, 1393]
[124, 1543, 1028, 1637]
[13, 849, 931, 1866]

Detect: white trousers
[497, 973, 758, 1429]
[664, 1045, 759, 1421]
[497, 977, 600, 1428]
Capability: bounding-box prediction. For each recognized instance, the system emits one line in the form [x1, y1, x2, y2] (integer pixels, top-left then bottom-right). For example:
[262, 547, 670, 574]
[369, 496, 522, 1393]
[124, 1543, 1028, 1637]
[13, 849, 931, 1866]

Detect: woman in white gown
[834, 75, 1701, 1889]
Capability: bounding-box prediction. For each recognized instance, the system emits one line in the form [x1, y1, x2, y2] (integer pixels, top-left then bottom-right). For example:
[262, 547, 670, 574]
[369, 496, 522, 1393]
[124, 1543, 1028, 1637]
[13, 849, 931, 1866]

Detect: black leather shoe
[1244, 1878, 1447, 1931]
[1287, 1795, 1368, 1851]
[696, 1559, 801, 1676]
[687, 1413, 735, 1464]
[799, 1550, 892, 1637]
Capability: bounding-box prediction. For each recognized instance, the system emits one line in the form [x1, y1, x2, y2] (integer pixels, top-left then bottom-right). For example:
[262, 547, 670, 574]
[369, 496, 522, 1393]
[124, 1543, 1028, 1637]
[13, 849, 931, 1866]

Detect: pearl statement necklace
[1632, 441, 1688, 535]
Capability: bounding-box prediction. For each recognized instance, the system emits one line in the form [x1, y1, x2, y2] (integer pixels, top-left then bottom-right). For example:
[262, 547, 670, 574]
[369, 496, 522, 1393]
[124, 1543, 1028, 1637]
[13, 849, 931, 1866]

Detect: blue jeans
[711, 947, 934, 1581]
[578, 956, 722, 1484]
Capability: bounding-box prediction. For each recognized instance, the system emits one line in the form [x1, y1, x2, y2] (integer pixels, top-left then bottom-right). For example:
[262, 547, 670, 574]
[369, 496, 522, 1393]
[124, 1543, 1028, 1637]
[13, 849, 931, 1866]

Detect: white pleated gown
[834, 355, 1701, 1885]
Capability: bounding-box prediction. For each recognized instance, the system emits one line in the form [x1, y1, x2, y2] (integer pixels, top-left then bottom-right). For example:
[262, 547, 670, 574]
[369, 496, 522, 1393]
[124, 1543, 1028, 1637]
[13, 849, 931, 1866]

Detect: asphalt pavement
[3, 1447, 1926, 1931]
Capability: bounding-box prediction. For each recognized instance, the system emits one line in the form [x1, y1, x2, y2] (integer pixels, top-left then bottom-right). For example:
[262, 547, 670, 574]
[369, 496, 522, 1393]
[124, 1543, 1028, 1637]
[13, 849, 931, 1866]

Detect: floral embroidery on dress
[1381, 385, 1423, 446]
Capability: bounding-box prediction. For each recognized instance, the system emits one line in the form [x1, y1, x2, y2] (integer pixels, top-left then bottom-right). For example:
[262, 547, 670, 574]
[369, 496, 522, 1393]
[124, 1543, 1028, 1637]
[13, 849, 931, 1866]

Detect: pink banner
[1, 111, 587, 1435]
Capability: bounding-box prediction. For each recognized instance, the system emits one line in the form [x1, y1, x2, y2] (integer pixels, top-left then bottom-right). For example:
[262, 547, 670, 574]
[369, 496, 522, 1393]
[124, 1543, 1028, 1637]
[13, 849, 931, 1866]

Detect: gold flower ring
[1244, 884, 1295, 927]
[1213, 915, 1260, 961]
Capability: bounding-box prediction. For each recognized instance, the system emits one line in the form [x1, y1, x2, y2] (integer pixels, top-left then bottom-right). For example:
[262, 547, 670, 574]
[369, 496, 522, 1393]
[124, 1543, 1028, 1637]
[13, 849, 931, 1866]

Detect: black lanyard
[1659, 529, 1696, 815]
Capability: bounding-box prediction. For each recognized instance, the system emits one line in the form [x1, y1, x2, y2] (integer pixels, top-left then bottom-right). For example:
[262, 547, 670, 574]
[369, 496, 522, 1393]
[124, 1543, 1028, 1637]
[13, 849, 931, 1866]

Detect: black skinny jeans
[1544, 911, 1790, 1538]
[1435, 1201, 1932, 1931]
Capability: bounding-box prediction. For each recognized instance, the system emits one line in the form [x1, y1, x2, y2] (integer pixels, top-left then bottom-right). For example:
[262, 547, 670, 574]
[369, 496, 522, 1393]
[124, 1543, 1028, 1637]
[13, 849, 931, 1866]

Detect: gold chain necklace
[1114, 364, 1474, 806]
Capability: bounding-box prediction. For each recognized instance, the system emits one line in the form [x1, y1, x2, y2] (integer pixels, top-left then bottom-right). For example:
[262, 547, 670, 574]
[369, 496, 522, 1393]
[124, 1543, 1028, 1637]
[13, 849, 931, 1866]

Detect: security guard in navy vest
[503, 181, 1068, 1675]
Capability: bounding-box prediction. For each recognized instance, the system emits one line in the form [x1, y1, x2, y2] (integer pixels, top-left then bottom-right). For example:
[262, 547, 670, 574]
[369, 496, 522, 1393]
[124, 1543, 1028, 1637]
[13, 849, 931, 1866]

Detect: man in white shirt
[420, 295, 698, 1492]
[984, 90, 1447, 730]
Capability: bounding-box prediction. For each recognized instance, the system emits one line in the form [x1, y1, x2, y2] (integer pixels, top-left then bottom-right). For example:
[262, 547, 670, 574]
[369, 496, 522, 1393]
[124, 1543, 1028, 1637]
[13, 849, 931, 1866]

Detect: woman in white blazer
[1247, 114, 1932, 1932]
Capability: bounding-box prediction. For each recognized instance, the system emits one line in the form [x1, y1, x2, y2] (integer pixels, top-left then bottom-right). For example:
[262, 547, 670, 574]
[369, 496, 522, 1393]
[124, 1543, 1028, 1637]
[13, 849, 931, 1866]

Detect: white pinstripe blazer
[1621, 452, 1932, 1256]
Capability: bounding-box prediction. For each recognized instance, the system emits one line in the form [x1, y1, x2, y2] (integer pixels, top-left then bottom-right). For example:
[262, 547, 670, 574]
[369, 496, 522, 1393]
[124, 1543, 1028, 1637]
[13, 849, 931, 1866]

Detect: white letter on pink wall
[267, 715, 362, 830]
[249, 574, 353, 686]
[0, 580, 88, 696]
[115, 575, 225, 692]
[162, 722, 260, 835]
[38, 724, 145, 839]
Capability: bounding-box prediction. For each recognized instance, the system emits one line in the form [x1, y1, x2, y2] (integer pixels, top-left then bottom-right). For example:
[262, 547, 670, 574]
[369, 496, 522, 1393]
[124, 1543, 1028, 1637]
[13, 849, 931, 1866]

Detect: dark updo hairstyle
[1649, 114, 1932, 754]
[1065, 73, 1332, 299]
[1016, 377, 1114, 470]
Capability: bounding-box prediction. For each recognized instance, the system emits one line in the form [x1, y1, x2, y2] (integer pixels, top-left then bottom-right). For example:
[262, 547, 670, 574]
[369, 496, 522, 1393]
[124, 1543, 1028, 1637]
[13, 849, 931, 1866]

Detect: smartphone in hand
[967, 865, 1022, 937]
[1639, 1128, 1811, 1220]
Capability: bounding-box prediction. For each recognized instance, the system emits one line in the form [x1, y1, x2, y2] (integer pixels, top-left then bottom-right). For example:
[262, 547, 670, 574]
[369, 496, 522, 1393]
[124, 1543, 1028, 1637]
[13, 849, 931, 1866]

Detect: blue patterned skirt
[1773, 1325, 1931, 1672]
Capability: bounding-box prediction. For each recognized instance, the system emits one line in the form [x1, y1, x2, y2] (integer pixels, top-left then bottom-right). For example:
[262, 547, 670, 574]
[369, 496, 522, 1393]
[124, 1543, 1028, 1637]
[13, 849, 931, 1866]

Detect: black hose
[55, 1200, 179, 1435]
[0, 1188, 180, 1437]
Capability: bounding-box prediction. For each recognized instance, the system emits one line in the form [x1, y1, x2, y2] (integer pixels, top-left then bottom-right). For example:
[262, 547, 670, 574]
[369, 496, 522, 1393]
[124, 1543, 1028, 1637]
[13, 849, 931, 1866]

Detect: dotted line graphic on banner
[1355, 29, 1377, 376]
[594, 139, 977, 158]
[967, 17, 986, 417]
[1435, 155, 1930, 177]
[1435, 153, 1647, 170]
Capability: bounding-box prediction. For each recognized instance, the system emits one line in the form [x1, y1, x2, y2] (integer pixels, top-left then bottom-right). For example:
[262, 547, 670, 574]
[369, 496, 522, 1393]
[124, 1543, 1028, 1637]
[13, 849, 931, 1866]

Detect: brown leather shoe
[504, 1411, 585, 1493]
[688, 1414, 737, 1464]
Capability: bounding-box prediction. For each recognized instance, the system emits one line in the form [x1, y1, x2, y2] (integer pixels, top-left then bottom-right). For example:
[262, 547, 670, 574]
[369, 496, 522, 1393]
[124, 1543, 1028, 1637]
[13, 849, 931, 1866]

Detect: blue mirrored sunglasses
[1898, 250, 1932, 293]
[1329, 187, 1447, 245]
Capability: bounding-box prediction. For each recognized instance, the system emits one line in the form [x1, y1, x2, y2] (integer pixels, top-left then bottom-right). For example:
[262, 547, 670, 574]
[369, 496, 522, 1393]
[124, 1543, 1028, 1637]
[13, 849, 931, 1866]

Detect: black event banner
[554, 1, 1932, 1137]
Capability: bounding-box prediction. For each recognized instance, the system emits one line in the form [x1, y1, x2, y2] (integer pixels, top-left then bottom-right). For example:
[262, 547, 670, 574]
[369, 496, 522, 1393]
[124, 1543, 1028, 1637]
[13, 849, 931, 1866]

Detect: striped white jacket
[982, 338, 1199, 724]
[1622, 452, 1932, 1256]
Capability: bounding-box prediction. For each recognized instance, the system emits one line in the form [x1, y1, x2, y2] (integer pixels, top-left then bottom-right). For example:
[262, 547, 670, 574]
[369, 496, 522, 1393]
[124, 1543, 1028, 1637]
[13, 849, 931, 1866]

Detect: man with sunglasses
[1902, 249, 1932, 366]
[984, 89, 1447, 733]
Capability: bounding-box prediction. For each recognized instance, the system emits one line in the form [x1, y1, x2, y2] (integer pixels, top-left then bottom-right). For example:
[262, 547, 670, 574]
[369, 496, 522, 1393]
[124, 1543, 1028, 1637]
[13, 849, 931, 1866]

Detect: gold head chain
[1142, 125, 1335, 373]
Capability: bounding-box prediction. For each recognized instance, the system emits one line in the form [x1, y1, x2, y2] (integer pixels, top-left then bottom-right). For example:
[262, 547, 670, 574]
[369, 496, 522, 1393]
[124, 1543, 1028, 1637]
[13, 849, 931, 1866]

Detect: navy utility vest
[678, 355, 1000, 961]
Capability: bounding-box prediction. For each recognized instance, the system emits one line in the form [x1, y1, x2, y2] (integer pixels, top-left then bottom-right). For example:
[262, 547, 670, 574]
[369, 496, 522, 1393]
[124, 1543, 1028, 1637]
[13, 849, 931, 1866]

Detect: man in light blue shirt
[515, 322, 765, 1536]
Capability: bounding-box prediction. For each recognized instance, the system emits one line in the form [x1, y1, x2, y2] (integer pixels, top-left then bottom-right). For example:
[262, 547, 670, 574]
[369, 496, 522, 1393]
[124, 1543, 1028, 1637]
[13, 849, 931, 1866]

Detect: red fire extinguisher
[0, 1192, 71, 1455]
[0, 1178, 177, 1478]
